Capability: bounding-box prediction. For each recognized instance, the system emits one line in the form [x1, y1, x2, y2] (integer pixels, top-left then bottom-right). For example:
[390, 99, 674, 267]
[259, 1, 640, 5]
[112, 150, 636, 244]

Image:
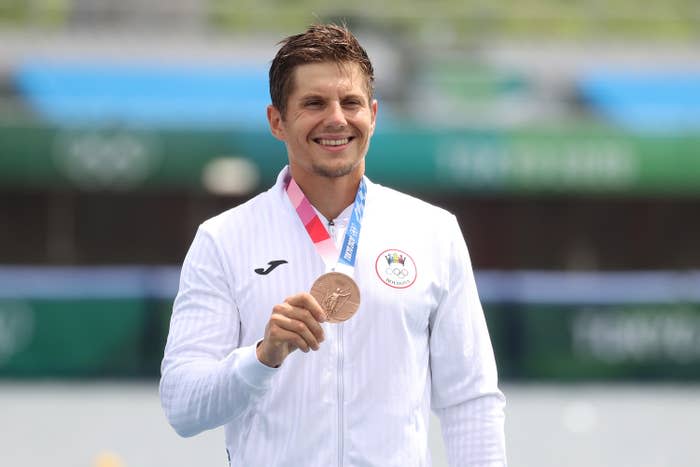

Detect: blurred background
[1, 1, 699, 466]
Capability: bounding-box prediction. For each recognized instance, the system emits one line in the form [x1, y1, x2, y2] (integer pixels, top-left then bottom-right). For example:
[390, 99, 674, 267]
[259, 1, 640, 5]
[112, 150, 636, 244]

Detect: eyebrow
[341, 93, 366, 101]
[297, 93, 367, 102]
[299, 94, 324, 101]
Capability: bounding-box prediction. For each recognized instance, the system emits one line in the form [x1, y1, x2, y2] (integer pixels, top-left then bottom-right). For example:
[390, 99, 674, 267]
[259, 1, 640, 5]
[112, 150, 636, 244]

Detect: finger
[268, 325, 310, 352]
[276, 327, 311, 353]
[273, 299, 325, 343]
[285, 292, 327, 323]
[273, 301, 322, 332]
[285, 306, 325, 343]
[270, 313, 321, 351]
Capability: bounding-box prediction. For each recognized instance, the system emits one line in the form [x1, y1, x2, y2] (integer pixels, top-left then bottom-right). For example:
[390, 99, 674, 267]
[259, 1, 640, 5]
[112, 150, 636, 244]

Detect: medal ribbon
[286, 175, 367, 273]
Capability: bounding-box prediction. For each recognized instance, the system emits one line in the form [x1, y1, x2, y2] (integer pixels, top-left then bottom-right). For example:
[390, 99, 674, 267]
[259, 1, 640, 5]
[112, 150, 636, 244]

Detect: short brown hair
[269, 23, 375, 116]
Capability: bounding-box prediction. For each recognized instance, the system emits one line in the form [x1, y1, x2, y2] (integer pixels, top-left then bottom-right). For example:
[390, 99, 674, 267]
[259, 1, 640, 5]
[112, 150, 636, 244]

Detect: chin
[312, 160, 360, 178]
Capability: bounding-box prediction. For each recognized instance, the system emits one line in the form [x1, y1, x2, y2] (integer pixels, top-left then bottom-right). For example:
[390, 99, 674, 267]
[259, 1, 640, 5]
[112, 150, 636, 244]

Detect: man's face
[267, 61, 377, 180]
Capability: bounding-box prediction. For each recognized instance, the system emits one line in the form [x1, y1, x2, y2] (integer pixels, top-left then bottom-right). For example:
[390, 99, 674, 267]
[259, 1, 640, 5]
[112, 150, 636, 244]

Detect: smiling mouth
[313, 137, 354, 147]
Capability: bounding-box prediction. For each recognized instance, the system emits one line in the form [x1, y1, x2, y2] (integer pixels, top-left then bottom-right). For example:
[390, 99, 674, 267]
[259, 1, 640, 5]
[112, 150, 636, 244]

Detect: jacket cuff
[234, 340, 279, 391]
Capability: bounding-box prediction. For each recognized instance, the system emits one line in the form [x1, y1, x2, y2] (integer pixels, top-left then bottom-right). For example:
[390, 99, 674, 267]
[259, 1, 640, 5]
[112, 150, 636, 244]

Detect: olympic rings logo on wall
[375, 249, 417, 289]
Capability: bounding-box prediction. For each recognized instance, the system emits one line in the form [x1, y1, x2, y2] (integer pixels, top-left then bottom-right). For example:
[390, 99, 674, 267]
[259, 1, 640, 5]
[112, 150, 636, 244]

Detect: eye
[303, 99, 323, 108]
[343, 98, 362, 108]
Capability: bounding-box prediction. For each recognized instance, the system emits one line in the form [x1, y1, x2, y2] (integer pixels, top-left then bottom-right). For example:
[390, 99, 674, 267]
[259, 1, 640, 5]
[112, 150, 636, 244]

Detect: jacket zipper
[337, 322, 344, 467]
[328, 218, 344, 467]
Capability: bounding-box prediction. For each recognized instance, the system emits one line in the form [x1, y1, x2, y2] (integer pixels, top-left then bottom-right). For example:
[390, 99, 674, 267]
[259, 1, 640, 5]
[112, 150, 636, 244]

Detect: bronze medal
[310, 272, 360, 323]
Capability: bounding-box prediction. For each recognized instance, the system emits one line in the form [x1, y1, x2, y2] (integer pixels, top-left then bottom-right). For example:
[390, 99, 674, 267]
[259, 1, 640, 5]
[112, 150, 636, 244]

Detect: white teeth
[318, 138, 349, 146]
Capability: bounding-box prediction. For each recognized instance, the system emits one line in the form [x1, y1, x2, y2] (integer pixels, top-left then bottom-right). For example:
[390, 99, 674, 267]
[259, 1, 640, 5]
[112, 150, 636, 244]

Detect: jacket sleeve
[430, 215, 507, 466]
[159, 226, 278, 437]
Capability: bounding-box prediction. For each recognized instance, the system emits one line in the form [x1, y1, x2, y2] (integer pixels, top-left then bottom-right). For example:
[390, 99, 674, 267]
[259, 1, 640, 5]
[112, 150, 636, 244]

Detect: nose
[324, 101, 347, 128]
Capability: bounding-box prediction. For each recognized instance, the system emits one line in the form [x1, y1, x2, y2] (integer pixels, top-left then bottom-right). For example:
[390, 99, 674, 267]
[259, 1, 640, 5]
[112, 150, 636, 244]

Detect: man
[160, 23, 506, 466]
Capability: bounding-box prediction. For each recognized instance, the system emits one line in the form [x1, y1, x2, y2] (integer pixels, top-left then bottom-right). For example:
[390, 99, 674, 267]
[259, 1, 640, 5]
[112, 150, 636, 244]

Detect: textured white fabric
[160, 166, 506, 466]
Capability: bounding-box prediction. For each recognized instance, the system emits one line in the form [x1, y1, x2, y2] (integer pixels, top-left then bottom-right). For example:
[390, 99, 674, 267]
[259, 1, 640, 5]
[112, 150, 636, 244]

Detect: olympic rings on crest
[386, 267, 409, 278]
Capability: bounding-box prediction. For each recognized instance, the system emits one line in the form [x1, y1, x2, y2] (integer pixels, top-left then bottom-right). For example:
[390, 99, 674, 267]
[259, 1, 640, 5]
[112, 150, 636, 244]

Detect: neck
[290, 170, 361, 221]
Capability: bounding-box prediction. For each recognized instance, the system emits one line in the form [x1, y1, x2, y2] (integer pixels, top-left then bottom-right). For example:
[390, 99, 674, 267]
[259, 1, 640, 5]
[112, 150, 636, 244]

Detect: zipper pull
[328, 219, 335, 238]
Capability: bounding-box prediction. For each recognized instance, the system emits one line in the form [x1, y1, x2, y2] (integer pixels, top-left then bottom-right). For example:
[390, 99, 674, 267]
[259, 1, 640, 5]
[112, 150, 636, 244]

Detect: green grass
[1, 0, 698, 40]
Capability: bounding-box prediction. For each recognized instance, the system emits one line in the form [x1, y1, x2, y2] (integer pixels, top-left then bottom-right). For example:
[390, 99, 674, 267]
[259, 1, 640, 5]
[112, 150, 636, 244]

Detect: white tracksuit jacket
[160, 167, 506, 466]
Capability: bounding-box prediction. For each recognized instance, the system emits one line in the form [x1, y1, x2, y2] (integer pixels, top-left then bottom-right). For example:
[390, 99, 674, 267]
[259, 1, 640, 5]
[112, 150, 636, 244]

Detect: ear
[267, 105, 286, 141]
[369, 99, 378, 136]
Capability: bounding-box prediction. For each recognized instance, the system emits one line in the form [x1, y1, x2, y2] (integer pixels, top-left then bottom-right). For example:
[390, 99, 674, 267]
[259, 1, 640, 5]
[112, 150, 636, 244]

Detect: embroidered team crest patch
[375, 249, 417, 289]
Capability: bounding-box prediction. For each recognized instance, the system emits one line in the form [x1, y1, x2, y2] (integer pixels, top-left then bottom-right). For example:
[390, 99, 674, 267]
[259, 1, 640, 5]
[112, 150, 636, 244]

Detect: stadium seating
[15, 61, 271, 127]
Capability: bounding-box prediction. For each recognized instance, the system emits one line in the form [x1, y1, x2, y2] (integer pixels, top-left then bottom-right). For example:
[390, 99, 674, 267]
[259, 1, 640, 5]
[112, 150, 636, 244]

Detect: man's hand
[256, 293, 326, 368]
